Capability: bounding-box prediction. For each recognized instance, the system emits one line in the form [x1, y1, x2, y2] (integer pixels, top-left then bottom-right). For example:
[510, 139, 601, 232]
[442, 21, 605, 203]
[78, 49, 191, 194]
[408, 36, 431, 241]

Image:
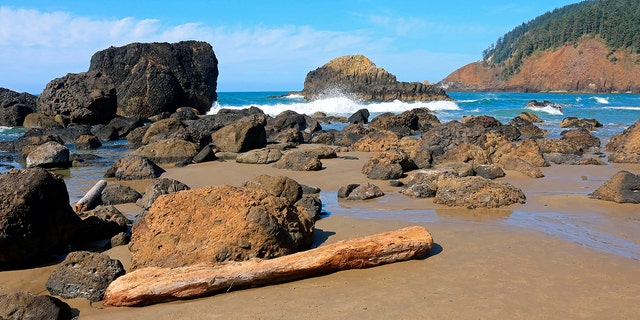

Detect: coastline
[2, 147, 639, 319]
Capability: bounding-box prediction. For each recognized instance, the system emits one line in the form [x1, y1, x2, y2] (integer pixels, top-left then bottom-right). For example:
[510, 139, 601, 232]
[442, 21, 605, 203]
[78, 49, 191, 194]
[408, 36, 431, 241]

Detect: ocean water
[2, 91, 640, 193]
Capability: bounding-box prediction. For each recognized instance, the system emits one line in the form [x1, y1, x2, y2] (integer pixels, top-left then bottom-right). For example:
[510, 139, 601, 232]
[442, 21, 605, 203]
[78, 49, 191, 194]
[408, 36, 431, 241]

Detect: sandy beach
[1, 148, 639, 319]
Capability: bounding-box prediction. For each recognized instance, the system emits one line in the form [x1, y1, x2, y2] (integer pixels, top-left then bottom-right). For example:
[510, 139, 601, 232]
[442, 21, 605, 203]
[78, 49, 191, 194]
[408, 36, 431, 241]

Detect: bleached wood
[73, 179, 107, 213]
[103, 226, 433, 307]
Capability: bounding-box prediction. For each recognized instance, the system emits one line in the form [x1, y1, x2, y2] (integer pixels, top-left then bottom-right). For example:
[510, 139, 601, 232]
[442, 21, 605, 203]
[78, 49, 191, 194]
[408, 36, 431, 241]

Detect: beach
[1, 148, 639, 319]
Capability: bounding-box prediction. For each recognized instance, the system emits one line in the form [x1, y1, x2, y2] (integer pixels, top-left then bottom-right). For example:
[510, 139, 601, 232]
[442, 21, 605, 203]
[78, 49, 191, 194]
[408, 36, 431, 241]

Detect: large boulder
[37, 70, 117, 125]
[491, 139, 548, 168]
[0, 291, 73, 320]
[211, 116, 267, 153]
[362, 150, 415, 180]
[142, 118, 185, 145]
[0, 168, 80, 268]
[606, 120, 640, 163]
[560, 129, 600, 152]
[274, 151, 323, 171]
[129, 184, 315, 268]
[45, 251, 125, 302]
[434, 175, 527, 209]
[25, 141, 70, 168]
[0, 87, 36, 127]
[302, 55, 451, 102]
[89, 41, 218, 117]
[591, 171, 640, 203]
[418, 120, 487, 159]
[242, 175, 303, 203]
[22, 113, 63, 129]
[131, 138, 199, 164]
[352, 129, 403, 152]
[104, 154, 165, 181]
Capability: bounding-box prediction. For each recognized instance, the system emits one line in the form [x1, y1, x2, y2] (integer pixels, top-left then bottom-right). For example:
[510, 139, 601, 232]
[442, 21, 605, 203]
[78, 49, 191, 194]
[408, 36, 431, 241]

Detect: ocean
[1, 91, 640, 201]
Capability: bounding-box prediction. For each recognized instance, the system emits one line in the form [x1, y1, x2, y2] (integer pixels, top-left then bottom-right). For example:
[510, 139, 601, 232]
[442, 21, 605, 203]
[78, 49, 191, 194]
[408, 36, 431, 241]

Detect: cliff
[439, 37, 640, 93]
[302, 55, 451, 101]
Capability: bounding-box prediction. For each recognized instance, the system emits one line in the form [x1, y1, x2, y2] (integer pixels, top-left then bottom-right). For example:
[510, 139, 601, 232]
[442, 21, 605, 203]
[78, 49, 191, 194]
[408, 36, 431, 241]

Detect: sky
[0, 0, 579, 94]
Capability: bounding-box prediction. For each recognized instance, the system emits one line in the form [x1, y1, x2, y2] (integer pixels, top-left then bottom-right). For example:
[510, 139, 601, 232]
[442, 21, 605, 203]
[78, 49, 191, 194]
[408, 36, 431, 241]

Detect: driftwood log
[103, 226, 433, 307]
[73, 179, 107, 213]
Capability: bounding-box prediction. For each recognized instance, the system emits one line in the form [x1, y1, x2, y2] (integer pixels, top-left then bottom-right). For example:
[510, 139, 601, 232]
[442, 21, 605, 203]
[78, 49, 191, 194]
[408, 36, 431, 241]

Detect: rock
[37, 70, 117, 125]
[525, 100, 563, 112]
[274, 151, 323, 171]
[433, 162, 475, 177]
[267, 110, 321, 134]
[75, 205, 129, 241]
[130, 185, 315, 268]
[543, 152, 605, 165]
[22, 113, 63, 129]
[125, 126, 148, 149]
[433, 142, 490, 168]
[518, 112, 543, 123]
[295, 195, 323, 220]
[211, 116, 267, 153]
[0, 168, 80, 268]
[0, 291, 73, 320]
[400, 169, 455, 198]
[0, 88, 36, 127]
[170, 107, 200, 121]
[560, 117, 603, 131]
[268, 128, 305, 145]
[111, 232, 130, 247]
[361, 150, 415, 180]
[345, 183, 385, 200]
[369, 112, 419, 136]
[591, 171, 640, 203]
[347, 108, 370, 124]
[434, 175, 526, 208]
[474, 164, 506, 179]
[491, 139, 548, 168]
[301, 145, 337, 159]
[131, 138, 199, 164]
[236, 148, 283, 164]
[501, 157, 545, 178]
[606, 120, 640, 163]
[89, 41, 218, 117]
[337, 184, 360, 198]
[104, 116, 145, 138]
[25, 141, 70, 168]
[74, 134, 102, 150]
[46, 251, 125, 302]
[461, 115, 502, 129]
[301, 184, 321, 194]
[104, 155, 165, 181]
[101, 184, 142, 205]
[508, 116, 548, 137]
[560, 129, 601, 151]
[192, 144, 218, 163]
[242, 175, 303, 203]
[535, 138, 583, 155]
[91, 124, 119, 142]
[302, 55, 451, 102]
[135, 178, 190, 210]
[141, 118, 185, 145]
[353, 129, 403, 152]
[212, 106, 266, 127]
[419, 120, 486, 159]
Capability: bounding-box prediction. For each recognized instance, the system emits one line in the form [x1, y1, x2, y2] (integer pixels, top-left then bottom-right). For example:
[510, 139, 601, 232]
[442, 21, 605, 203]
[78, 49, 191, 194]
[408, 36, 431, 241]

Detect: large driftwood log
[103, 226, 433, 307]
[73, 179, 107, 213]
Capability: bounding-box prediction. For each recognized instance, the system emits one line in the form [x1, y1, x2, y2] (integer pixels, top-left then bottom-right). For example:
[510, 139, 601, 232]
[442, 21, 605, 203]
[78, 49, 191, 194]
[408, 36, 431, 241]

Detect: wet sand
[2, 149, 639, 319]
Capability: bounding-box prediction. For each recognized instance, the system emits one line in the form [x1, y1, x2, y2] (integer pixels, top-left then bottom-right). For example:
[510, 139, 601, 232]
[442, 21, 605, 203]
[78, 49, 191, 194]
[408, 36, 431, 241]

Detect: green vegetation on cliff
[482, 0, 640, 79]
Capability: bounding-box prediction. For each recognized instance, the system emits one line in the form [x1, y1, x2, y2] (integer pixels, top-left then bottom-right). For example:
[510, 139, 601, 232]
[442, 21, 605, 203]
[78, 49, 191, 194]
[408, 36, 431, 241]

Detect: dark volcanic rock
[606, 119, 640, 163]
[242, 174, 303, 203]
[347, 108, 370, 124]
[89, 41, 218, 117]
[560, 117, 603, 131]
[46, 251, 125, 302]
[0, 88, 37, 127]
[22, 113, 63, 129]
[211, 116, 267, 153]
[346, 183, 385, 200]
[136, 178, 190, 210]
[37, 70, 117, 125]
[362, 150, 414, 180]
[0, 291, 73, 320]
[131, 138, 199, 164]
[74, 134, 102, 150]
[274, 151, 323, 171]
[75, 205, 129, 241]
[302, 55, 451, 102]
[101, 184, 142, 205]
[0, 168, 80, 268]
[591, 170, 640, 203]
[104, 154, 165, 180]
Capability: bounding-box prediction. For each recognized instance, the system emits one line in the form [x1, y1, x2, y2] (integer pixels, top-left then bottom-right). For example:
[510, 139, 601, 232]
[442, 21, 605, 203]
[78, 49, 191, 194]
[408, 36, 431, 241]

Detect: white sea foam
[284, 94, 305, 100]
[591, 96, 610, 104]
[525, 105, 564, 115]
[603, 106, 640, 111]
[207, 97, 459, 117]
[0, 126, 9, 132]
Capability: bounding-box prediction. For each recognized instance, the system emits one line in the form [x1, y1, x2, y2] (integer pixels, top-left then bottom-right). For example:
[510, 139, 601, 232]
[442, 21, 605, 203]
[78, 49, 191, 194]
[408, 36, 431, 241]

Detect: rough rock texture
[400, 169, 455, 198]
[474, 164, 506, 179]
[500, 157, 545, 178]
[433, 143, 490, 168]
[536, 138, 583, 155]
[130, 185, 315, 268]
[25, 141, 70, 168]
[491, 139, 548, 168]
[0, 291, 73, 320]
[606, 120, 640, 163]
[104, 155, 165, 180]
[301, 145, 337, 159]
[418, 120, 487, 159]
[74, 134, 102, 150]
[236, 148, 283, 164]
[348, 108, 370, 124]
[142, 118, 186, 145]
[302, 55, 451, 101]
[508, 117, 548, 137]
[439, 37, 640, 93]
[22, 113, 63, 129]
[135, 178, 190, 210]
[101, 184, 142, 205]
[46, 251, 125, 302]
[89, 41, 218, 117]
[345, 183, 385, 200]
[242, 175, 303, 203]
[131, 138, 199, 164]
[560, 117, 603, 131]
[352, 129, 403, 152]
[0, 88, 37, 127]
[274, 151, 323, 171]
[0, 168, 80, 268]
[37, 70, 117, 124]
[560, 129, 601, 151]
[75, 205, 129, 241]
[361, 150, 414, 180]
[591, 171, 640, 203]
[211, 116, 267, 153]
[518, 112, 543, 123]
[434, 176, 527, 209]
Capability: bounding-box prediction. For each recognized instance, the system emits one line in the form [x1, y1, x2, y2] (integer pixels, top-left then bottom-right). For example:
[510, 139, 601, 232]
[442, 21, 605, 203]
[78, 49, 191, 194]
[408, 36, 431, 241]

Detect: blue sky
[1, 0, 578, 93]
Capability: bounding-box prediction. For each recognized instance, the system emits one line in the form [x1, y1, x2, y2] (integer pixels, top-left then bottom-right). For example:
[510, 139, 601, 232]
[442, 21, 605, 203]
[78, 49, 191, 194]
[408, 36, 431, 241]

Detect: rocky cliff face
[439, 37, 640, 93]
[303, 55, 451, 101]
